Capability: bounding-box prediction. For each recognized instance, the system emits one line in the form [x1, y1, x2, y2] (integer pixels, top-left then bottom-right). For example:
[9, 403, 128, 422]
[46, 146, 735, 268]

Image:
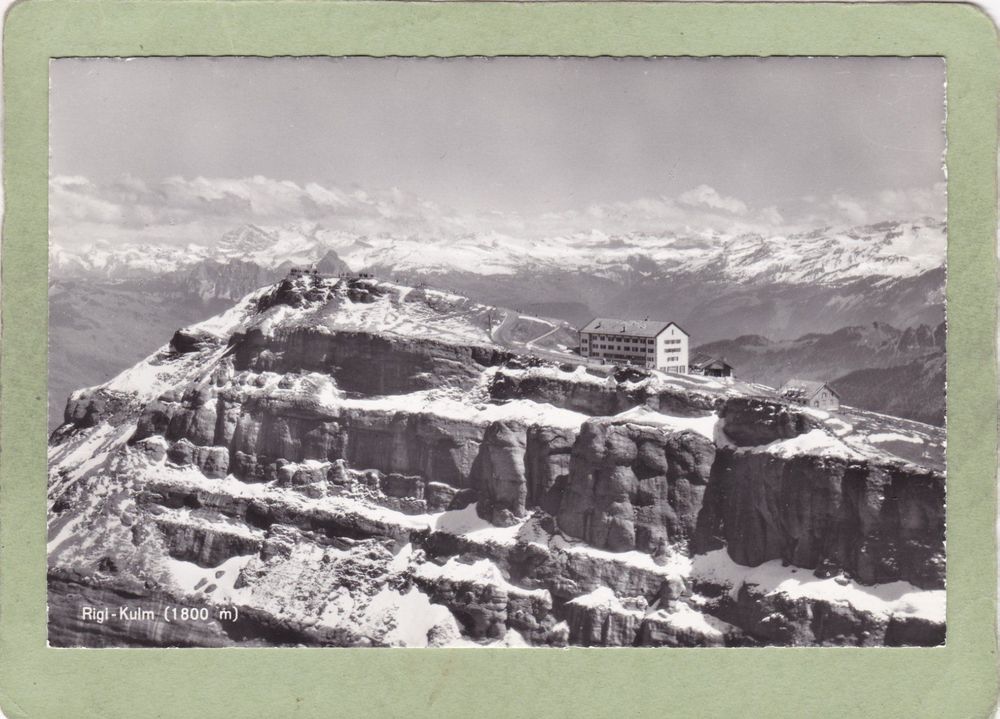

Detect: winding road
[489, 311, 582, 364]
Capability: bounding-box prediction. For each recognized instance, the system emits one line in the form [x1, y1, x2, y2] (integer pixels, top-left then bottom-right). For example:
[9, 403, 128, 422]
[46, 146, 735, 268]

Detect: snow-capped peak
[49, 216, 945, 286]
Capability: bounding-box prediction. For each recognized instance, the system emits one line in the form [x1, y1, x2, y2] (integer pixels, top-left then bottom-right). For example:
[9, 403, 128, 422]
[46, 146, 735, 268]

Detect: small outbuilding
[689, 353, 735, 378]
[779, 379, 840, 411]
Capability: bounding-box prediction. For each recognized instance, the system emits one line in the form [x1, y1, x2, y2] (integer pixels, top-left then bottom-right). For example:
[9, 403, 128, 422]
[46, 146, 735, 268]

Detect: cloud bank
[49, 174, 947, 249]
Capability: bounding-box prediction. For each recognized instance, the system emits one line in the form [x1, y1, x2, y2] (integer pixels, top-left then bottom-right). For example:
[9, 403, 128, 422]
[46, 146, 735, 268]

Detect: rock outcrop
[694, 449, 945, 589]
[558, 420, 715, 553]
[232, 327, 511, 398]
[48, 275, 947, 648]
[170, 328, 220, 355]
[59, 388, 136, 431]
[719, 396, 820, 446]
[490, 366, 718, 417]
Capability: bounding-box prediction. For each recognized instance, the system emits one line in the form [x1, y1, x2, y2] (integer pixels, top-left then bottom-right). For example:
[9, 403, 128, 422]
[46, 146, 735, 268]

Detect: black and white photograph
[47, 56, 947, 648]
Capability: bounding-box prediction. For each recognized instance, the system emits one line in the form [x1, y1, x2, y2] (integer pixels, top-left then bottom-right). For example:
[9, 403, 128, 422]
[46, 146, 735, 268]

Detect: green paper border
[2, 2, 997, 717]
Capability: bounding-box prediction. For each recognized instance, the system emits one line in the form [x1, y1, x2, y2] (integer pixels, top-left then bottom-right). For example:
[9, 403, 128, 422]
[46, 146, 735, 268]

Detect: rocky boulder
[60, 388, 135, 431]
[165, 439, 230, 478]
[169, 328, 219, 354]
[720, 396, 817, 446]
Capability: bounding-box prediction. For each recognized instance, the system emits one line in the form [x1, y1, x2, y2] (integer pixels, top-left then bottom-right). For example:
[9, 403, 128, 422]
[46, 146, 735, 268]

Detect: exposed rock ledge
[48, 276, 946, 647]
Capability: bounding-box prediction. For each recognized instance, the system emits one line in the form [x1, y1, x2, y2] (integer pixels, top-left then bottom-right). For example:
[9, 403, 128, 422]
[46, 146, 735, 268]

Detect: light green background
[2, 2, 997, 717]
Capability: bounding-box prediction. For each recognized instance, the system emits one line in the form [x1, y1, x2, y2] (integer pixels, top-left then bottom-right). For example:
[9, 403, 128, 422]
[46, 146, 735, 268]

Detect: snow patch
[867, 432, 923, 444]
[691, 549, 944, 623]
[363, 586, 458, 647]
[612, 406, 718, 440]
[549, 533, 691, 579]
[163, 553, 254, 602]
[567, 586, 633, 611]
[758, 428, 862, 460]
[430, 504, 527, 546]
[652, 603, 727, 639]
[337, 390, 588, 431]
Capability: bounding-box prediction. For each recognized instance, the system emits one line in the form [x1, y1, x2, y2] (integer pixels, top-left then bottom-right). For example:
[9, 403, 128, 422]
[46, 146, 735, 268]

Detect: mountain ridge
[693, 321, 945, 425]
[47, 273, 947, 648]
[52, 216, 944, 286]
[47, 216, 947, 428]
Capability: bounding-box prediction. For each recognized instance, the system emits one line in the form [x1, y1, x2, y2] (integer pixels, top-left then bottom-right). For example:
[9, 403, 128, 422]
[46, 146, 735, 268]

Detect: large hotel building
[578, 318, 690, 373]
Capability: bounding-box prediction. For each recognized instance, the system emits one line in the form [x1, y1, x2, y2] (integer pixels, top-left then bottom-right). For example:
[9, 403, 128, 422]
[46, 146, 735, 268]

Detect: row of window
[590, 344, 653, 352]
[583, 342, 681, 355]
[582, 335, 684, 344]
[583, 334, 656, 344]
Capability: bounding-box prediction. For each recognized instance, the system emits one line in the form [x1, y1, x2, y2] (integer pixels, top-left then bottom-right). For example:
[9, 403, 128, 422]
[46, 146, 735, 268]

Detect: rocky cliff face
[231, 326, 510, 397]
[47, 275, 946, 648]
[557, 421, 715, 554]
[694, 449, 944, 589]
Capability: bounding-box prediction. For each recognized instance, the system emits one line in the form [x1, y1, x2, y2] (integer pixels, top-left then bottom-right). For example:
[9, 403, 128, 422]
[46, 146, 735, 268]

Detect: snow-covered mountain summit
[50, 216, 945, 287]
[58, 273, 578, 412]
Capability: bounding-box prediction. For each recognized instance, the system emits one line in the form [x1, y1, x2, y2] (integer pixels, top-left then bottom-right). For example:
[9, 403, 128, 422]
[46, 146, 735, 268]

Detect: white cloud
[48, 174, 946, 251]
[678, 185, 748, 215]
[793, 183, 946, 229]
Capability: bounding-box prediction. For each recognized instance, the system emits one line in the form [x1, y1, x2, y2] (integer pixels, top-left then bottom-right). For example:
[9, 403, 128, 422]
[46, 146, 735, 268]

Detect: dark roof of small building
[778, 379, 840, 401]
[580, 318, 687, 338]
[689, 353, 733, 370]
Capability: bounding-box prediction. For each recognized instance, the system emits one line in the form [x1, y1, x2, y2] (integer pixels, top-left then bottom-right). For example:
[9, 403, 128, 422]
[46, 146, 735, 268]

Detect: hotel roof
[580, 318, 687, 338]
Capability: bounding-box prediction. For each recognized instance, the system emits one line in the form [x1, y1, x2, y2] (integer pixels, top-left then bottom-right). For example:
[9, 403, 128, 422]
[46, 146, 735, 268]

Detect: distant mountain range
[831, 354, 945, 427]
[51, 217, 946, 341]
[48, 216, 946, 428]
[53, 217, 946, 286]
[694, 322, 945, 425]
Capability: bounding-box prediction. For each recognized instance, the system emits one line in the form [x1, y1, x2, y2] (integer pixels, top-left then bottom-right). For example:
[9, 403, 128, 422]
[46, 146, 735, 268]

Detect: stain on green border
[2, 3, 997, 718]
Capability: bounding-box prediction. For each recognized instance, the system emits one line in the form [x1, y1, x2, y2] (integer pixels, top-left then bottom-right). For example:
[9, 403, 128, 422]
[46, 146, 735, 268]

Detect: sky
[49, 56, 946, 247]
